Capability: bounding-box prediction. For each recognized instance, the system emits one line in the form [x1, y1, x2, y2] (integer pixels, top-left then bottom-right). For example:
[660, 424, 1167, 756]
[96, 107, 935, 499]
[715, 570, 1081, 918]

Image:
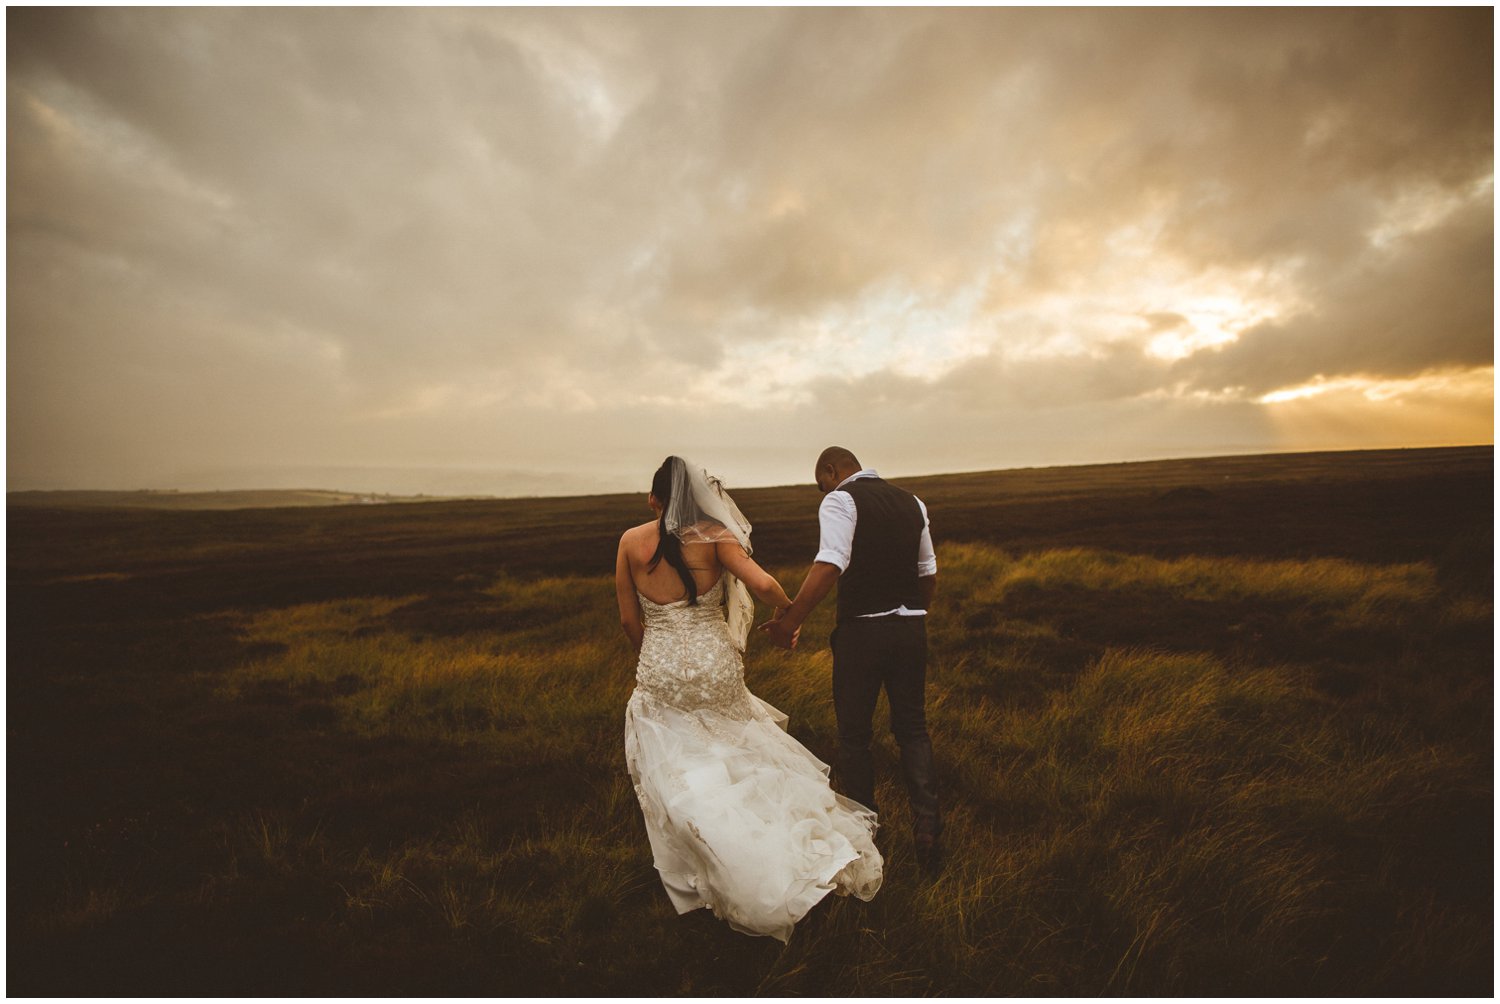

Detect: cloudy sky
[8, 8, 1493, 495]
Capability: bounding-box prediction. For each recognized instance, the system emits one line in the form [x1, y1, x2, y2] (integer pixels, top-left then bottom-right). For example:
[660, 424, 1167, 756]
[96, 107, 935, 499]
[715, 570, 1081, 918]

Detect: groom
[761, 447, 943, 870]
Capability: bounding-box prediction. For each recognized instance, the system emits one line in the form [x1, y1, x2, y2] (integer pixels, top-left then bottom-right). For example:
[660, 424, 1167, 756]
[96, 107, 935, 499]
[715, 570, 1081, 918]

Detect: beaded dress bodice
[633, 577, 755, 720]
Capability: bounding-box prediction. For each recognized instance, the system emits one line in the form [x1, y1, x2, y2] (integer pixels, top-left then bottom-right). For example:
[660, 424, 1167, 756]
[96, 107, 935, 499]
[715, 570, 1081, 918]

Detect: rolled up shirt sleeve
[916, 497, 937, 577]
[813, 491, 858, 571]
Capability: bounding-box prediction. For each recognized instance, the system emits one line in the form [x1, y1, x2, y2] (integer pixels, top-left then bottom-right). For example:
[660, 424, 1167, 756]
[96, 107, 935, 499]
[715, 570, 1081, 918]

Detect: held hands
[758, 606, 800, 651]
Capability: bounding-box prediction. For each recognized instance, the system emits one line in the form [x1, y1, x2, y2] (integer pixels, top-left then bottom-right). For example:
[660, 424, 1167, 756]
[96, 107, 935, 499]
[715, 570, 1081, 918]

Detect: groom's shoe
[914, 830, 944, 876]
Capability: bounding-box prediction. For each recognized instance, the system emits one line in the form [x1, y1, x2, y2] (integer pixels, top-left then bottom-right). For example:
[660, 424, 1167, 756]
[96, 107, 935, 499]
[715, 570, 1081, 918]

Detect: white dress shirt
[813, 469, 937, 617]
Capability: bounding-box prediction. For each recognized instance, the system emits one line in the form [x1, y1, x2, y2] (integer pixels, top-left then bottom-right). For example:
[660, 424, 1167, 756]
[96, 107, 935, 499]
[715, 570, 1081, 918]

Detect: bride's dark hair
[650, 457, 698, 605]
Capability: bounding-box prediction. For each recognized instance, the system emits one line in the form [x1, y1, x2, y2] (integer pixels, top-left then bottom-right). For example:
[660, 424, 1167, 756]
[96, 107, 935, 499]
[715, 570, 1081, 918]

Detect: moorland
[7, 446, 1493, 994]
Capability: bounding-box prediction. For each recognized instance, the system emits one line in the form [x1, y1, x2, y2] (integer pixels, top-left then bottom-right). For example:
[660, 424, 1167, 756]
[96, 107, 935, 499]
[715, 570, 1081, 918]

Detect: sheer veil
[661, 457, 756, 651]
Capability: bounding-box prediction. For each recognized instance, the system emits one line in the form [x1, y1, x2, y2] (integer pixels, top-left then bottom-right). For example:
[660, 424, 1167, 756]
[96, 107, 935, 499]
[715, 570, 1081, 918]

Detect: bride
[615, 456, 883, 942]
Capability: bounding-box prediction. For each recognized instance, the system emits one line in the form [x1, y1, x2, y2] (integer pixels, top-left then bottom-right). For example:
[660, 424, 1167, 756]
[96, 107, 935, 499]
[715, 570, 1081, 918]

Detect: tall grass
[1, 542, 1482, 994]
[122, 541, 1488, 994]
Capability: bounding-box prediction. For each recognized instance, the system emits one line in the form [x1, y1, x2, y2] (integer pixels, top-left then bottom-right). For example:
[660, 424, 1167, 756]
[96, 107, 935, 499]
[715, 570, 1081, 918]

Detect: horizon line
[8, 442, 1491, 502]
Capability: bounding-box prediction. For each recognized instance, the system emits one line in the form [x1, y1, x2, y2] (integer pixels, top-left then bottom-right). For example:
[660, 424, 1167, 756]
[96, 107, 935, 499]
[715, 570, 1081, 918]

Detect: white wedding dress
[624, 576, 883, 942]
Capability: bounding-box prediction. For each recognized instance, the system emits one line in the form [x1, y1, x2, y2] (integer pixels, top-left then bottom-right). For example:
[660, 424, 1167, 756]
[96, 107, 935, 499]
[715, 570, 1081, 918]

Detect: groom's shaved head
[817, 446, 861, 471]
[814, 446, 862, 493]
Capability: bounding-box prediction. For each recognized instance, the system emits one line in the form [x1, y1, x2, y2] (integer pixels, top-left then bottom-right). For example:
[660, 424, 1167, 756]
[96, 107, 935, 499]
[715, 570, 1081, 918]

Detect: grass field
[7, 446, 1492, 994]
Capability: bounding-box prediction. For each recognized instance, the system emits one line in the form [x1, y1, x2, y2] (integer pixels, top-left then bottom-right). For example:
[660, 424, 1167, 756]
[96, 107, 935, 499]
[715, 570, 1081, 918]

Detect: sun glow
[1258, 368, 1495, 407]
[1260, 381, 1339, 405]
[1139, 278, 1298, 363]
[1145, 300, 1256, 361]
[1254, 366, 1494, 453]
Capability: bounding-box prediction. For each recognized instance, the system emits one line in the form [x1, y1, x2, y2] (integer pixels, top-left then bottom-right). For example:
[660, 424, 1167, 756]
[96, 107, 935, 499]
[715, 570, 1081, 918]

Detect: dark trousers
[831, 615, 941, 837]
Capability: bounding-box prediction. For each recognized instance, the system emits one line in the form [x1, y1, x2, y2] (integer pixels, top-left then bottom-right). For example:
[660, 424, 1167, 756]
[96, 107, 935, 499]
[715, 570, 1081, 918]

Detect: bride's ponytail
[649, 457, 699, 605]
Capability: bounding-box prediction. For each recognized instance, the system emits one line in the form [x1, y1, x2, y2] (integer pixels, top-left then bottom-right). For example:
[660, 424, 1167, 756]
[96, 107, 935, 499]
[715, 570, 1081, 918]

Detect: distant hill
[7, 445, 1490, 514]
[5, 488, 487, 510]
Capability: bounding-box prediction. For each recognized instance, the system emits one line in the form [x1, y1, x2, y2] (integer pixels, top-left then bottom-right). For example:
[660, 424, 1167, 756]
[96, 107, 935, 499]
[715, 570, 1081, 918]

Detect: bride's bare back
[620, 520, 721, 604]
[615, 512, 794, 654]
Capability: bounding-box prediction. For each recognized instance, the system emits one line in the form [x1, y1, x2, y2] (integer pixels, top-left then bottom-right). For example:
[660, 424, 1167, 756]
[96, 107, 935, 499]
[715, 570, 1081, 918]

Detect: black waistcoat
[835, 477, 926, 622]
